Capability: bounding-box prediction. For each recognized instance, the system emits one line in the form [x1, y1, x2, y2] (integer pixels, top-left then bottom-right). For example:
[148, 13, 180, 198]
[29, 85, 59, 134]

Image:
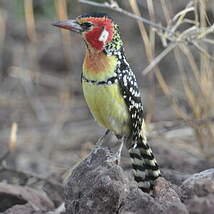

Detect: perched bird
[53, 12, 160, 193]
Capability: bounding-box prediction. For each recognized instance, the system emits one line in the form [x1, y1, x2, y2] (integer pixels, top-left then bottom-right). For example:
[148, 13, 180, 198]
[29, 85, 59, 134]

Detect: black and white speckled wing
[116, 53, 160, 193]
[116, 57, 144, 144]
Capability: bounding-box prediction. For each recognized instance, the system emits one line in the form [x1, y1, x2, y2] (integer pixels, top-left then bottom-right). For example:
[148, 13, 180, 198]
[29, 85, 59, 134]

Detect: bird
[53, 12, 161, 193]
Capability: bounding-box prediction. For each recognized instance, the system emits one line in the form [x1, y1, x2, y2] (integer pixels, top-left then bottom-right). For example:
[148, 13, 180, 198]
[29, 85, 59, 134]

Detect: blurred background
[0, 0, 214, 181]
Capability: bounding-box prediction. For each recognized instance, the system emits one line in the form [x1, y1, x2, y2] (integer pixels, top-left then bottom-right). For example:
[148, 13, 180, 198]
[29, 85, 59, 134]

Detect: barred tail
[129, 129, 161, 193]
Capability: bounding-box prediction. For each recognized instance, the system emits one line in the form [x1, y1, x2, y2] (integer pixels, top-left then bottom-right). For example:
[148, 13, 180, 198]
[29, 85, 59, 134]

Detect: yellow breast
[82, 81, 130, 137]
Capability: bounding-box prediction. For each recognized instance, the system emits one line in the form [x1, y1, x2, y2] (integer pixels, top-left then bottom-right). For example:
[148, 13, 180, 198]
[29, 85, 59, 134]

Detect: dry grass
[128, 0, 214, 157]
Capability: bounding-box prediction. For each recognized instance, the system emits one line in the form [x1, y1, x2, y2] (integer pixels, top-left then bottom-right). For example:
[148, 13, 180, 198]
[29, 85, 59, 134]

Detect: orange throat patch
[83, 51, 116, 75]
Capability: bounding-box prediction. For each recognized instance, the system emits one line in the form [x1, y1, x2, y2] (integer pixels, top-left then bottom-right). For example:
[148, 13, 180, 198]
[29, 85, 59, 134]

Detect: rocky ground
[1, 132, 214, 214]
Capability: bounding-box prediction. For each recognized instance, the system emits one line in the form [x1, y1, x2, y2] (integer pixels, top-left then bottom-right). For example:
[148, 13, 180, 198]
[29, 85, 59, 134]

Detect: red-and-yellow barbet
[53, 12, 160, 193]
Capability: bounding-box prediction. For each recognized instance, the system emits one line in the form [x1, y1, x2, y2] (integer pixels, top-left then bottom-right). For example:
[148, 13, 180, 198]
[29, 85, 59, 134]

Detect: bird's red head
[53, 13, 114, 52]
[78, 15, 114, 51]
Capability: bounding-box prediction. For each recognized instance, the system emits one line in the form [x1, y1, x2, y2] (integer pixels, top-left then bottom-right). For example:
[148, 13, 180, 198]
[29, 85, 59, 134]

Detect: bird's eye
[80, 22, 93, 31]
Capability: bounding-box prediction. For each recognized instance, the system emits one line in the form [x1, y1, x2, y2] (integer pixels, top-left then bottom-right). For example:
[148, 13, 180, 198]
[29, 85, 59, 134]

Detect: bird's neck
[83, 50, 117, 81]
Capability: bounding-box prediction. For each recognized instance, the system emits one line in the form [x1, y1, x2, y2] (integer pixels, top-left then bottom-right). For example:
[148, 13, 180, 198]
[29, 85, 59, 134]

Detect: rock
[161, 168, 190, 186]
[3, 203, 46, 214]
[154, 177, 188, 214]
[64, 147, 188, 214]
[65, 147, 129, 214]
[181, 168, 214, 199]
[0, 183, 54, 213]
[0, 166, 64, 208]
[181, 169, 214, 214]
[43, 180, 64, 207]
[185, 195, 214, 214]
[121, 188, 163, 214]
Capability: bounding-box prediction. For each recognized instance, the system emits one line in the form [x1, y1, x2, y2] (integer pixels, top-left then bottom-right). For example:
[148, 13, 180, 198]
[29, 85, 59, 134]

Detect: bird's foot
[106, 151, 121, 165]
[95, 129, 110, 148]
[106, 140, 124, 165]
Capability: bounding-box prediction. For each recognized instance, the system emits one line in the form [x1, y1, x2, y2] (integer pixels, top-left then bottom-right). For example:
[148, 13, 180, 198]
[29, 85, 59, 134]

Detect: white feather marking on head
[98, 28, 109, 42]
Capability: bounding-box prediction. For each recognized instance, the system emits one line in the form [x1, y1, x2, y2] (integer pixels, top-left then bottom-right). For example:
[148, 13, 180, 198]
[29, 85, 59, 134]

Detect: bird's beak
[52, 19, 82, 33]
